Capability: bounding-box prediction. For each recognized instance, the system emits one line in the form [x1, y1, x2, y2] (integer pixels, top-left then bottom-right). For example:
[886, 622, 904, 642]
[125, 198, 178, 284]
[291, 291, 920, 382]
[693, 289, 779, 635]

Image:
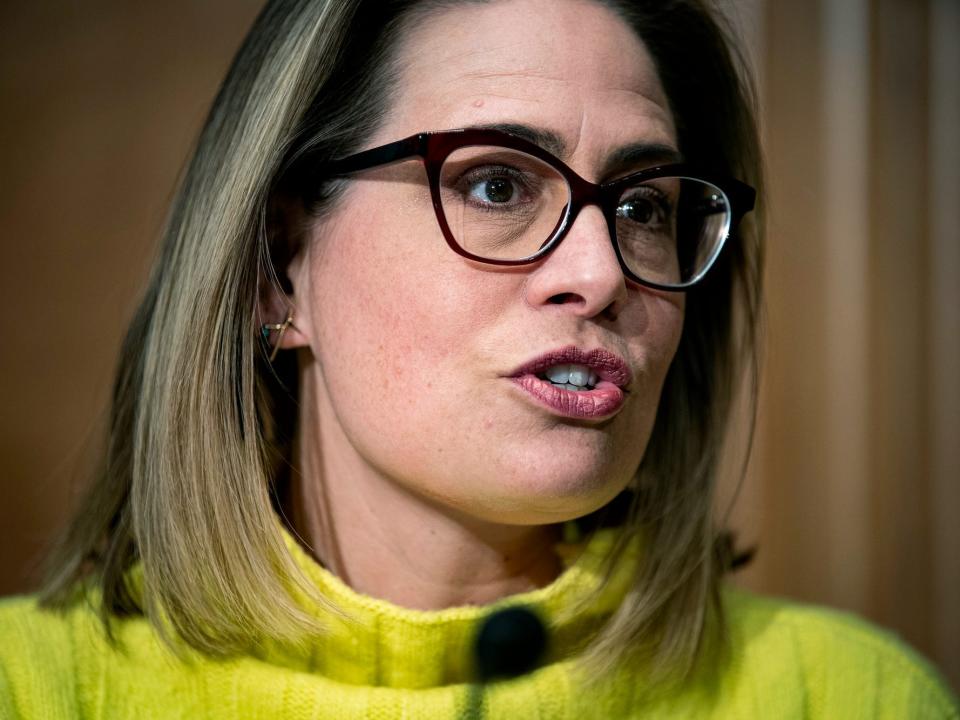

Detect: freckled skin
[299, 1, 681, 518]
[274, 0, 685, 608]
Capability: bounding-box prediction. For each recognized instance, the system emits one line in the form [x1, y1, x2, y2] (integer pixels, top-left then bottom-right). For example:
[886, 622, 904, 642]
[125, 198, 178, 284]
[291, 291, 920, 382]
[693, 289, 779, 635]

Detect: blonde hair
[40, 0, 763, 687]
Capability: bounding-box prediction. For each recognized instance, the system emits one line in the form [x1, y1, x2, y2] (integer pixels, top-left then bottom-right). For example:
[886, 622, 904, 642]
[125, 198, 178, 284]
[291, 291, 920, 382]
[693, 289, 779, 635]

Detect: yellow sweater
[1, 524, 957, 719]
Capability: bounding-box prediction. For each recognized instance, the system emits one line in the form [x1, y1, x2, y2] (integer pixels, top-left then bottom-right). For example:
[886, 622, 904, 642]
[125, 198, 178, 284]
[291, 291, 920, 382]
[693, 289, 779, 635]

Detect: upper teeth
[544, 364, 599, 387]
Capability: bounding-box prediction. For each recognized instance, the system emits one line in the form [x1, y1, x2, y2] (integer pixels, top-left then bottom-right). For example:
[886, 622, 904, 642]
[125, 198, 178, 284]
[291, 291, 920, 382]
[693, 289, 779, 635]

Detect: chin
[457, 457, 634, 526]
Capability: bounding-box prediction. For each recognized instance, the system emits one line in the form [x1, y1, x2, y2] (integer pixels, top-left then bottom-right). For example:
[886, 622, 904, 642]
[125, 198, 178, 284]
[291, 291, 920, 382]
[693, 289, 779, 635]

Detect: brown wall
[718, 0, 960, 690]
[1, 0, 957, 691]
[0, 1, 265, 587]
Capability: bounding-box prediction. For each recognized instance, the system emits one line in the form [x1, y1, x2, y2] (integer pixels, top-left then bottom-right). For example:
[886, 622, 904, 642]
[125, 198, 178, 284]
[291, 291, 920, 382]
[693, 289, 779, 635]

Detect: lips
[508, 346, 632, 388]
[507, 345, 631, 419]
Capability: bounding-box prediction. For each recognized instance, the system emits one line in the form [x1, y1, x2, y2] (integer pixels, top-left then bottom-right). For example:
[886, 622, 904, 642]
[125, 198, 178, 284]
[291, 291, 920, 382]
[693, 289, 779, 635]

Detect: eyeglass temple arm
[682, 179, 755, 224]
[728, 180, 756, 222]
[320, 134, 429, 178]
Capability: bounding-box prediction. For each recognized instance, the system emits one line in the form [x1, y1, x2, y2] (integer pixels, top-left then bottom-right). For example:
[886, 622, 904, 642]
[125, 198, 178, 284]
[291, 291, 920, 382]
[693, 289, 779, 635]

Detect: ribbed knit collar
[263, 521, 641, 689]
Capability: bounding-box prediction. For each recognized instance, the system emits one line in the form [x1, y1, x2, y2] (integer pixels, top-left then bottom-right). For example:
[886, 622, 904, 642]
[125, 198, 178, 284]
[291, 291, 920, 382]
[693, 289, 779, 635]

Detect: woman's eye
[617, 198, 655, 223]
[616, 191, 671, 225]
[453, 164, 540, 209]
[470, 176, 516, 204]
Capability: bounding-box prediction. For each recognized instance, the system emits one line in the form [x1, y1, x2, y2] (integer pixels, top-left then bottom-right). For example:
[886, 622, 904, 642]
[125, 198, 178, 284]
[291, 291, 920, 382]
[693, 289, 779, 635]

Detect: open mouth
[506, 345, 631, 419]
[508, 345, 631, 390]
[536, 363, 599, 391]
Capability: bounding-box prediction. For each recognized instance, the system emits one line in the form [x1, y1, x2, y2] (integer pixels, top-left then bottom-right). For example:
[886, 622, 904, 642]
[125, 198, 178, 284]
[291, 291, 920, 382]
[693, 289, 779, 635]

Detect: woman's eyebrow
[468, 121, 683, 174]
[603, 142, 684, 176]
[472, 121, 568, 157]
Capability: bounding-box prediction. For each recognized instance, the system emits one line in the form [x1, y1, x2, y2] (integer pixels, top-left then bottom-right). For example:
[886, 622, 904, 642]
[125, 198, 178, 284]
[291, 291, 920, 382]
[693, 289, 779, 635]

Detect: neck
[285, 370, 564, 611]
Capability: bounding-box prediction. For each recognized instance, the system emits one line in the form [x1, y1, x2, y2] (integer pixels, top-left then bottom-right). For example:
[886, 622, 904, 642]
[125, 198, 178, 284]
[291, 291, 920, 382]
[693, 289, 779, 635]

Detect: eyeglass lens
[438, 145, 731, 287]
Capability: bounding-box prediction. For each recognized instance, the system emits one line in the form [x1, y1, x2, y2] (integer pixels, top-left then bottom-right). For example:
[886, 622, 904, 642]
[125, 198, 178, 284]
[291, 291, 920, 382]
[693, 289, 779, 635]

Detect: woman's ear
[258, 193, 311, 353]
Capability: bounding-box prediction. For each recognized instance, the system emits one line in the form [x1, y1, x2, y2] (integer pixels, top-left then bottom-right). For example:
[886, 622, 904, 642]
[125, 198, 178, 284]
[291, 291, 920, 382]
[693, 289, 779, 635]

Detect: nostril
[548, 292, 581, 304]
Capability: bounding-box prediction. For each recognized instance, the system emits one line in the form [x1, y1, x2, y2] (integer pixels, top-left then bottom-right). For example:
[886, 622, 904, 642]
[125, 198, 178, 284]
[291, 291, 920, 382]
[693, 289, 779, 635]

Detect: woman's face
[287, 0, 684, 525]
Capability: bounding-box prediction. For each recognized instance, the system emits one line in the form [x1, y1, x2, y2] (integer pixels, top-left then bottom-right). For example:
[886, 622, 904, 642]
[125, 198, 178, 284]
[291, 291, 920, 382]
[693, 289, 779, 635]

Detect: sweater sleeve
[721, 586, 959, 719]
[0, 595, 80, 719]
[785, 601, 959, 719]
[0, 657, 16, 720]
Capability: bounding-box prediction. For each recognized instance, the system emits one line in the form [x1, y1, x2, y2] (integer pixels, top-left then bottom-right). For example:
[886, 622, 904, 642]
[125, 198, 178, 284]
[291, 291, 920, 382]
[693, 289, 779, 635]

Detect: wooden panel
[927, 0, 960, 687]
[0, 1, 265, 594]
[821, 0, 871, 613]
[867, 0, 933, 653]
[754, 0, 832, 602]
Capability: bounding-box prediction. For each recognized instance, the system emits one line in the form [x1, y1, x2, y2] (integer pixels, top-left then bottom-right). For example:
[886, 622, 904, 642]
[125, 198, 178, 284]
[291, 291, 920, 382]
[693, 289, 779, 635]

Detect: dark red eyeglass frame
[312, 128, 756, 291]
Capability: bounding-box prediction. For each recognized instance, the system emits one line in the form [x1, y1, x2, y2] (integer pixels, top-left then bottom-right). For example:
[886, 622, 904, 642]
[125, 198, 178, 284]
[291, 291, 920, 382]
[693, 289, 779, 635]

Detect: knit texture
[1, 522, 957, 719]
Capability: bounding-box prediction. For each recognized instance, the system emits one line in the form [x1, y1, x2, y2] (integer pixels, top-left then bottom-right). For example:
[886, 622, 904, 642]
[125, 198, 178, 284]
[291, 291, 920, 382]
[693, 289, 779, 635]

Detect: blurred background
[1, 0, 957, 691]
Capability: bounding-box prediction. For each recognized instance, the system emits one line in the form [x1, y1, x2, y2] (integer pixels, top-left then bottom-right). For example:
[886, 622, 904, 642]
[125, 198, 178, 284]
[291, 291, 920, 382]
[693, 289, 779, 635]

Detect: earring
[260, 310, 295, 362]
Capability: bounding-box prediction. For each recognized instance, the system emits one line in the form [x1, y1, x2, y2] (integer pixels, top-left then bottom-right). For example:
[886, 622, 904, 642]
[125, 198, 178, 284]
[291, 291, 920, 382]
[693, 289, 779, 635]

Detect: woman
[1, 0, 956, 717]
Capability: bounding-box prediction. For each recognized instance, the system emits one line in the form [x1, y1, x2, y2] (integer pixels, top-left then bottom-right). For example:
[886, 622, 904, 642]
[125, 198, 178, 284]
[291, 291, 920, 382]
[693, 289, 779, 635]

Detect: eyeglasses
[312, 128, 755, 291]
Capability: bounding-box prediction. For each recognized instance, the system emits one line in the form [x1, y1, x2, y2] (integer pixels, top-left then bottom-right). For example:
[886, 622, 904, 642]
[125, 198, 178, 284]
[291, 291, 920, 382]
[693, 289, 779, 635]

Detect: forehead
[383, 0, 677, 162]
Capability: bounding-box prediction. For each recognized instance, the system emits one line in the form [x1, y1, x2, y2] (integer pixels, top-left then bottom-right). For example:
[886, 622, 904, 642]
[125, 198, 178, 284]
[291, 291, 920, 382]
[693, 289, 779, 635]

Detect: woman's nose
[523, 206, 628, 320]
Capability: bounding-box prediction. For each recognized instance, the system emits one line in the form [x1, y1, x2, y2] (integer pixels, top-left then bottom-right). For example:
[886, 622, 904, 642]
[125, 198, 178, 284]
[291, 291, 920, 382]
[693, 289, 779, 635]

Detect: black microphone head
[474, 605, 547, 681]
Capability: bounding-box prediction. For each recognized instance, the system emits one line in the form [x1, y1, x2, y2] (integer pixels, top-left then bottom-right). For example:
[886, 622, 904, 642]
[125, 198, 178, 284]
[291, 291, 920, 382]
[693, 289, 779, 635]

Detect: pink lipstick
[507, 346, 631, 419]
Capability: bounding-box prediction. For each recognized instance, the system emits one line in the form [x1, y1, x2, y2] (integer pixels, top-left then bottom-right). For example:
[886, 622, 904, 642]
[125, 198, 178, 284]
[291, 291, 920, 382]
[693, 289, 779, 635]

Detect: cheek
[303, 202, 533, 507]
[305, 195, 503, 435]
[645, 292, 685, 368]
[619, 291, 685, 431]
[639, 293, 684, 401]
[311, 217, 428, 389]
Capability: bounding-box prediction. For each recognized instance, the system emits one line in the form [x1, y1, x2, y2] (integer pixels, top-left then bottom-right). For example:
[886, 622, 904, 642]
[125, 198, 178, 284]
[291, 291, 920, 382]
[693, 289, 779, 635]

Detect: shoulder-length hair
[40, 0, 763, 686]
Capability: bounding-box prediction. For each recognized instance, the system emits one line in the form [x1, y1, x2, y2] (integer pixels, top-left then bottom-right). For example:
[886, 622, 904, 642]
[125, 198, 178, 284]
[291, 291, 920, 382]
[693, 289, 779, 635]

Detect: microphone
[475, 605, 547, 680]
[462, 605, 547, 719]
